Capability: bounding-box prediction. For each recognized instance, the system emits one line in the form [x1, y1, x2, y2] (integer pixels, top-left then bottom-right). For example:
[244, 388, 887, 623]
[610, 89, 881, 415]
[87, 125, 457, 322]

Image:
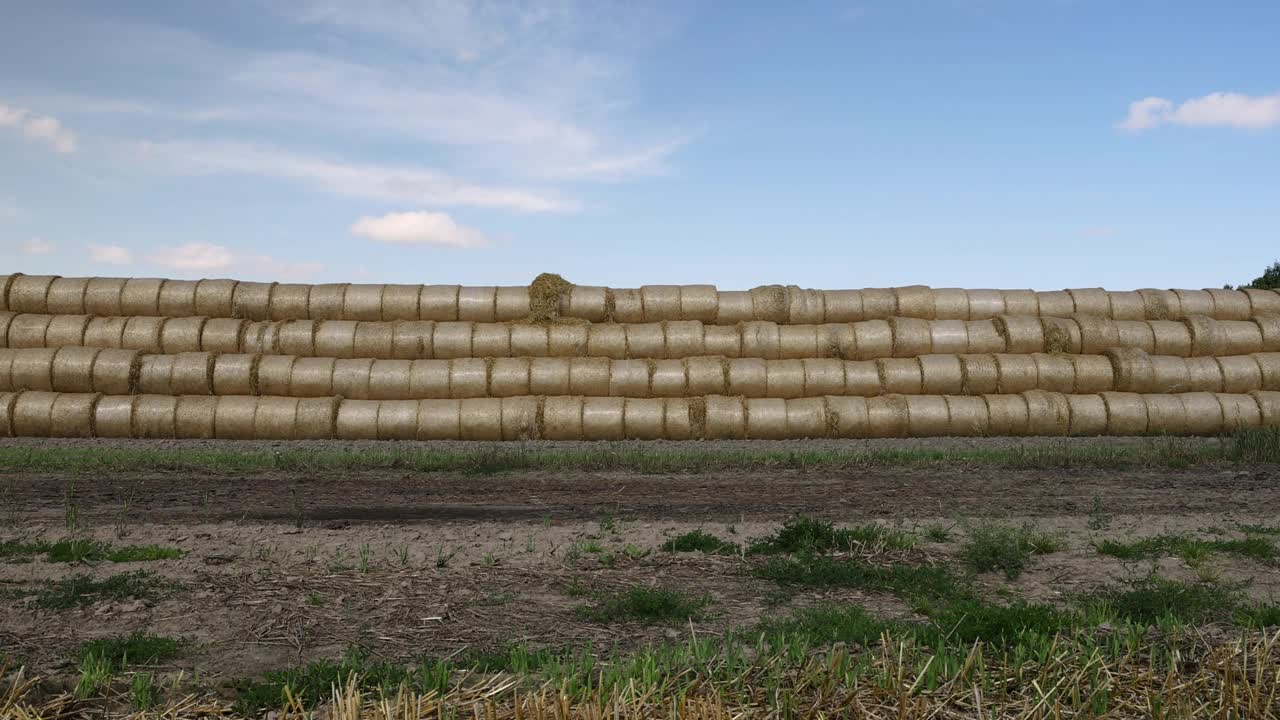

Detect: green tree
[1243, 261, 1280, 290]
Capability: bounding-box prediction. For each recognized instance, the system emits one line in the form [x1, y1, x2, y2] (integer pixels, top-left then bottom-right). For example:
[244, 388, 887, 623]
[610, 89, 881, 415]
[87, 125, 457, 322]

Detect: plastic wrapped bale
[1075, 316, 1120, 355]
[49, 392, 100, 438]
[786, 286, 826, 325]
[609, 359, 651, 397]
[417, 399, 462, 440]
[889, 318, 931, 358]
[1245, 289, 1280, 317]
[739, 321, 780, 360]
[501, 396, 540, 440]
[1031, 353, 1077, 393]
[157, 280, 198, 317]
[945, 396, 989, 436]
[650, 359, 687, 397]
[918, 355, 964, 395]
[1114, 321, 1156, 354]
[193, 279, 237, 318]
[1181, 392, 1224, 435]
[541, 396, 583, 440]
[686, 357, 727, 396]
[276, 320, 317, 357]
[844, 360, 880, 396]
[134, 395, 178, 439]
[640, 285, 682, 322]
[343, 284, 386, 321]
[716, 290, 755, 324]
[803, 358, 846, 396]
[314, 321, 359, 358]
[1105, 348, 1155, 393]
[960, 354, 1000, 395]
[333, 358, 376, 399]
[666, 320, 705, 358]
[88, 349, 139, 395]
[1220, 320, 1264, 356]
[567, 357, 609, 396]
[1066, 394, 1108, 436]
[1257, 316, 1280, 352]
[10, 348, 57, 391]
[1068, 288, 1112, 317]
[9, 390, 55, 436]
[1184, 357, 1224, 392]
[6, 275, 58, 314]
[581, 397, 625, 440]
[1218, 393, 1262, 431]
[391, 321, 435, 360]
[202, 318, 248, 353]
[905, 395, 950, 437]
[376, 400, 421, 440]
[611, 288, 644, 323]
[1182, 316, 1221, 357]
[786, 397, 828, 438]
[489, 357, 531, 397]
[94, 396, 136, 438]
[665, 397, 697, 439]
[336, 399, 381, 440]
[50, 347, 101, 394]
[290, 357, 336, 397]
[1036, 290, 1075, 318]
[1149, 355, 1191, 393]
[928, 320, 969, 355]
[354, 322, 396, 359]
[175, 396, 218, 439]
[1023, 390, 1070, 436]
[878, 358, 923, 394]
[994, 354, 1039, 394]
[420, 285, 460, 321]
[1143, 394, 1188, 436]
[985, 394, 1030, 436]
[931, 288, 968, 320]
[1001, 289, 1040, 317]
[457, 286, 498, 323]
[866, 395, 909, 438]
[704, 395, 747, 439]
[1100, 392, 1148, 435]
[765, 359, 805, 399]
[83, 317, 127, 348]
[44, 315, 91, 349]
[256, 355, 297, 396]
[367, 359, 412, 400]
[83, 277, 127, 316]
[1251, 391, 1280, 427]
[382, 285, 422, 321]
[621, 397, 664, 440]
[1258, 353, 1280, 390]
[548, 322, 589, 358]
[745, 398, 789, 439]
[749, 285, 789, 323]
[212, 354, 258, 396]
[253, 396, 300, 440]
[307, 284, 348, 321]
[566, 285, 608, 323]
[852, 320, 893, 360]
[119, 278, 165, 316]
[1174, 290, 1215, 318]
[1206, 289, 1251, 321]
[231, 282, 274, 320]
[169, 352, 215, 395]
[826, 396, 870, 438]
[529, 358, 571, 396]
[680, 285, 719, 324]
[6, 314, 52, 348]
[993, 316, 1042, 354]
[822, 290, 864, 323]
[1070, 355, 1115, 394]
[1218, 356, 1263, 394]
[1108, 291, 1147, 321]
[45, 277, 89, 314]
[1149, 320, 1193, 356]
[295, 397, 339, 439]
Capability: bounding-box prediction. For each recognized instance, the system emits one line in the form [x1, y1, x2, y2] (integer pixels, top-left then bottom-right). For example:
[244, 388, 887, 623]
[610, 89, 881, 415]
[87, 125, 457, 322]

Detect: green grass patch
[662, 530, 738, 555]
[0, 538, 183, 564]
[35, 571, 182, 610]
[1083, 576, 1276, 625]
[577, 586, 712, 624]
[755, 555, 959, 604]
[1096, 534, 1277, 564]
[234, 647, 452, 714]
[748, 516, 915, 555]
[960, 522, 1064, 579]
[79, 632, 186, 670]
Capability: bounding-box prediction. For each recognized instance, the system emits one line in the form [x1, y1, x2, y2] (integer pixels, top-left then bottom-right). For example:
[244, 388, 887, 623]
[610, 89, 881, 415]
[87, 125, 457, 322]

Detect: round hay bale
[726, 357, 766, 397]
[193, 279, 237, 318]
[160, 317, 206, 354]
[168, 352, 214, 395]
[919, 355, 964, 395]
[1040, 317, 1082, 353]
[581, 397, 625, 440]
[83, 317, 127, 349]
[1255, 316, 1280, 352]
[704, 395, 746, 439]
[134, 395, 178, 438]
[0, 351, 19, 391]
[417, 399, 462, 440]
[1182, 316, 1222, 357]
[335, 399, 380, 440]
[10, 391, 55, 436]
[343, 285, 386, 321]
[1218, 356, 1263, 394]
[1184, 357, 1224, 392]
[7, 276, 58, 314]
[821, 323, 855, 360]
[858, 288, 895, 320]
[1149, 320, 1193, 357]
[248, 321, 283, 355]
[1218, 393, 1262, 431]
[51, 347, 101, 394]
[985, 394, 1029, 436]
[6, 314, 52, 348]
[785, 397, 828, 438]
[290, 357, 336, 397]
[931, 288, 969, 320]
[212, 354, 258, 396]
[1075, 315, 1119, 354]
[1252, 390, 1280, 427]
[609, 358, 650, 397]
[276, 320, 317, 356]
[91, 349, 140, 394]
[354, 322, 396, 359]
[1114, 321, 1156, 354]
[640, 285, 682, 322]
[611, 288, 644, 323]
[716, 290, 755, 324]
[1105, 348, 1154, 393]
[1174, 290, 1215, 318]
[653, 397, 689, 439]
[45, 277, 89, 315]
[622, 397, 665, 440]
[253, 396, 300, 440]
[650, 359, 686, 397]
[94, 395, 136, 438]
[625, 323, 666, 359]
[119, 278, 164, 316]
[945, 396, 989, 436]
[1148, 355, 1191, 393]
[744, 398, 788, 439]
[175, 396, 218, 438]
[83, 277, 127, 316]
[529, 358, 571, 396]
[889, 318, 931, 358]
[878, 358, 923, 394]
[1143, 394, 1188, 436]
[500, 396, 540, 440]
[565, 285, 608, 323]
[739, 321, 780, 360]
[391, 321, 434, 359]
[157, 280, 198, 317]
[786, 286, 826, 325]
[825, 396, 869, 438]
[866, 395, 909, 438]
[821, 290, 864, 323]
[1220, 320, 1264, 355]
[381, 285, 422, 321]
[1257, 353, 1280, 390]
[1108, 291, 1146, 321]
[686, 357, 726, 396]
[569, 357, 611, 396]
[749, 286, 789, 324]
[237, 322, 268, 355]
[49, 392, 99, 438]
[994, 354, 1038, 393]
[584, 323, 624, 359]
[1023, 390, 1071, 436]
[10, 348, 56, 390]
[0, 275, 13, 310]
[420, 285, 461, 321]
[995, 316, 1045, 355]
[704, 325, 742, 357]
[314, 321, 359, 358]
[541, 396, 583, 440]
[1070, 355, 1115, 393]
[994, 289, 1037, 317]
[666, 320, 705, 358]
[1100, 392, 1148, 435]
[1206, 289, 1251, 321]
[489, 357, 531, 397]
[308, 284, 349, 320]
[680, 285, 719, 323]
[960, 354, 1000, 395]
[333, 358, 376, 399]
[367, 359, 412, 400]
[0, 311, 14, 345]
[494, 286, 530, 322]
[1066, 394, 1108, 436]
[267, 284, 310, 321]
[1180, 393, 1224, 435]
[803, 358, 845, 396]
[136, 355, 176, 395]
[231, 282, 274, 320]
[852, 320, 892, 360]
[256, 355, 296, 396]
[1245, 289, 1280, 317]
[779, 325, 820, 359]
[295, 397, 339, 439]
[928, 320, 969, 355]
[376, 399, 420, 440]
[965, 320, 1006, 354]
[843, 360, 880, 396]
[457, 286, 498, 323]
[1139, 289, 1181, 320]
[548, 322, 589, 358]
[201, 318, 248, 353]
[1068, 288, 1111, 317]
[892, 286, 935, 320]
[44, 314, 91, 348]
[764, 359, 805, 399]
[906, 395, 950, 437]
[1030, 353, 1076, 393]
[1036, 291, 1075, 318]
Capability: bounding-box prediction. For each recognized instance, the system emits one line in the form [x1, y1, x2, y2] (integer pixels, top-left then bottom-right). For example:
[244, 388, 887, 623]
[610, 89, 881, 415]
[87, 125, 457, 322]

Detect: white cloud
[0, 102, 77, 153]
[18, 238, 55, 256]
[351, 211, 490, 248]
[1119, 92, 1280, 131]
[147, 242, 322, 280]
[148, 242, 236, 271]
[88, 244, 132, 265]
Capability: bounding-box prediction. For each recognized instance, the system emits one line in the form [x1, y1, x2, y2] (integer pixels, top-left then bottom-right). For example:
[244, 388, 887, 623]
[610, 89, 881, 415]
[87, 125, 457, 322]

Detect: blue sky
[1, 0, 1277, 289]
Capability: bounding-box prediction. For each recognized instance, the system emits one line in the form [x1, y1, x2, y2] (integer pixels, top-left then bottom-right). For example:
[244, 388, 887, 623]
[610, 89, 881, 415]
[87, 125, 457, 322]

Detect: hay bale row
[6, 274, 1278, 323]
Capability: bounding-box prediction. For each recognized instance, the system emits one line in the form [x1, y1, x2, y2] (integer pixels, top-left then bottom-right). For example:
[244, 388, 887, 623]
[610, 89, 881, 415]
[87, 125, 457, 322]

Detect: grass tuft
[662, 530, 738, 555]
[1096, 533, 1277, 564]
[960, 522, 1063, 579]
[748, 516, 915, 555]
[35, 571, 182, 610]
[79, 632, 186, 670]
[577, 586, 712, 624]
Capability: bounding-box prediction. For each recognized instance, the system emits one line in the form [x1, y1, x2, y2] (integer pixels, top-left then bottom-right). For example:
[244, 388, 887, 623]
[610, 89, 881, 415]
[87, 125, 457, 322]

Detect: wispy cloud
[0, 102, 77, 153]
[147, 241, 322, 280]
[88, 244, 133, 265]
[351, 211, 490, 248]
[1119, 92, 1280, 131]
[18, 238, 55, 256]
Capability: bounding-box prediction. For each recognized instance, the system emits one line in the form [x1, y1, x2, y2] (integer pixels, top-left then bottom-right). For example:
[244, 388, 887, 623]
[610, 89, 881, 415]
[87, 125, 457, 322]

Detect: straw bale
[844, 360, 880, 396]
[889, 318, 931, 358]
[1114, 321, 1156, 353]
[725, 357, 765, 397]
[1068, 288, 1111, 317]
[866, 395, 909, 438]
[156, 280, 198, 317]
[1218, 356, 1262, 394]
[7, 275, 57, 313]
[1024, 390, 1071, 436]
[490, 357, 531, 397]
[449, 356, 492, 398]
[1001, 290, 1039, 317]
[1256, 316, 1280, 352]
[1100, 392, 1147, 435]
[1244, 289, 1280, 317]
[778, 325, 819, 359]
[0, 311, 12, 345]
[932, 289, 969, 320]
[501, 396, 540, 440]
[344, 285, 386, 321]
[83, 277, 127, 316]
[581, 397, 625, 440]
[336, 399, 380, 440]
[1184, 357, 1224, 392]
[94, 395, 135, 438]
[650, 359, 687, 397]
[56, 348, 103, 393]
[408, 360, 450, 399]
[274, 320, 315, 357]
[296, 397, 340, 439]
[354, 321, 396, 359]
[689, 325, 729, 358]
[822, 290, 863, 323]
[826, 396, 869, 438]
[665, 397, 696, 439]
[529, 358, 571, 395]
[786, 286, 826, 325]
[332, 358, 374, 399]
[1075, 315, 1119, 354]
[46, 277, 89, 315]
[611, 288, 644, 323]
[929, 320, 969, 355]
[609, 358, 650, 397]
[569, 357, 611, 396]
[1066, 394, 1108, 436]
[1180, 393, 1224, 435]
[993, 316, 1043, 354]
[750, 286, 789, 323]
[0, 275, 12, 310]
[382, 285, 422, 321]
[10, 391, 55, 436]
[1148, 320, 1192, 356]
[744, 398, 788, 439]
[716, 291, 755, 324]
[640, 285, 682, 322]
[878, 358, 922, 394]
[666, 321, 704, 358]
[458, 286, 498, 322]
[212, 354, 257, 395]
[995, 354, 1038, 393]
[44, 314, 90, 348]
[625, 323, 666, 359]
[965, 320, 1006, 354]
[861, 288, 897, 320]
[1148, 355, 1191, 393]
[52, 392, 101, 438]
[960, 354, 1000, 395]
[542, 396, 583, 440]
[1258, 353, 1280, 390]
[528, 274, 571, 322]
[548, 322, 589, 358]
[421, 285, 461, 321]
[1175, 290, 1215, 318]
[6, 314, 52, 348]
[1205, 289, 1250, 321]
[785, 397, 828, 438]
[851, 320, 892, 360]
[121, 317, 165, 353]
[266, 284, 310, 321]
[253, 397, 299, 440]
[229, 281, 273, 320]
[417, 399, 462, 440]
[160, 317, 206, 354]
[1142, 288, 1186, 319]
[803, 358, 845, 396]
[119, 278, 164, 316]
[893, 286, 935, 320]
[0, 351, 15, 392]
[189, 279, 236, 318]
[202, 318, 248, 353]
[762, 359, 803, 399]
[431, 322, 473, 359]
[376, 400, 421, 440]
[256, 355, 296, 396]
[917, 355, 962, 395]
[623, 398, 665, 440]
[137, 353, 176, 394]
[736, 321, 777, 360]
[585, 323, 624, 359]
[565, 286, 608, 323]
[1105, 348, 1154, 393]
[1218, 393, 1262, 430]
[1070, 355, 1115, 393]
[681, 285, 719, 323]
[906, 395, 950, 437]
[1041, 317, 1082, 353]
[704, 395, 747, 439]
[985, 394, 1029, 436]
[289, 357, 336, 397]
[237, 322, 269, 355]
[170, 352, 215, 395]
[391, 321, 434, 359]
[1036, 290, 1075, 318]
[83, 317, 127, 349]
[685, 357, 725, 396]
[134, 395, 178, 438]
[1253, 391, 1280, 427]
[1220, 320, 1264, 355]
[1108, 291, 1146, 321]
[1142, 394, 1187, 436]
[818, 323, 853, 360]
[305, 284, 346, 320]
[175, 396, 218, 439]
[1182, 316, 1221, 356]
[945, 396, 989, 436]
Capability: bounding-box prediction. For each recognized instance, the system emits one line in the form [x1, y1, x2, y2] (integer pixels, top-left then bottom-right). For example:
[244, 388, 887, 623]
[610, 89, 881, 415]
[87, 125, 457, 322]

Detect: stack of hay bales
[1, 272, 1278, 440]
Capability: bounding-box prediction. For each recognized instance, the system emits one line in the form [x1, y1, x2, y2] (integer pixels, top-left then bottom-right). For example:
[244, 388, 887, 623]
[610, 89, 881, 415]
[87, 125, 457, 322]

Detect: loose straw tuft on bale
[1040, 317, 1082, 353]
[528, 273, 573, 323]
[1105, 348, 1155, 393]
[750, 285, 789, 324]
